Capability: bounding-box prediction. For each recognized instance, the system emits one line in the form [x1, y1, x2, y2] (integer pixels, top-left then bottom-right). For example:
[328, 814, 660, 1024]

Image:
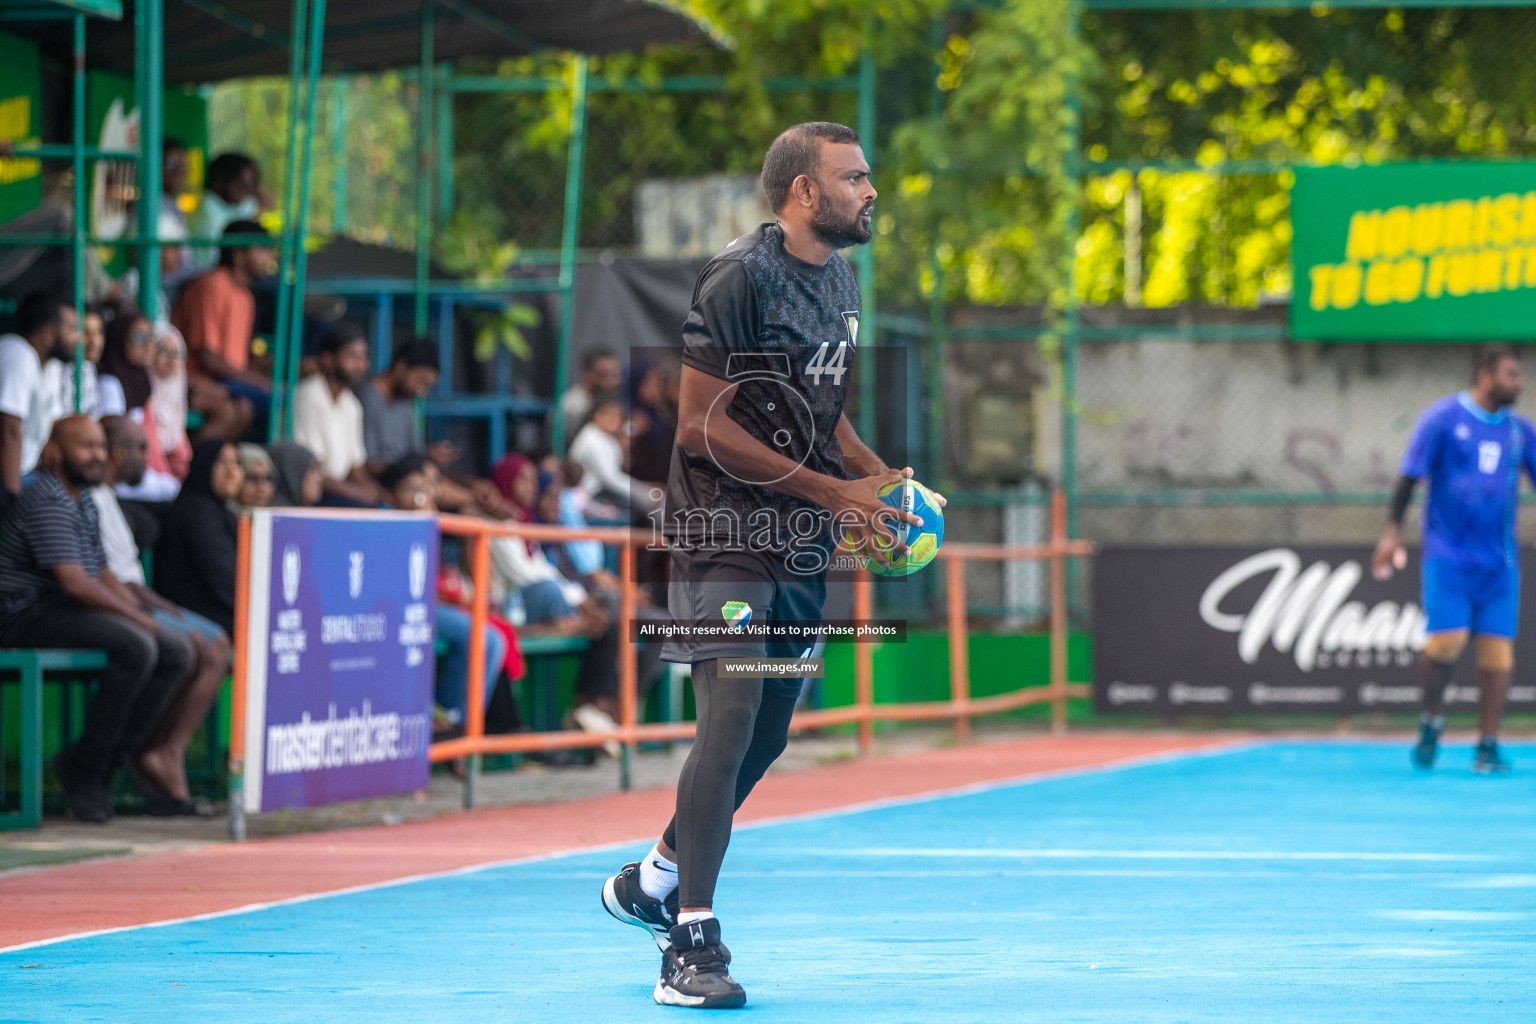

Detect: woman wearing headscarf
[488, 452, 626, 750]
[147, 323, 194, 479]
[99, 308, 155, 417]
[267, 442, 325, 507]
[153, 440, 245, 635]
[236, 443, 276, 509]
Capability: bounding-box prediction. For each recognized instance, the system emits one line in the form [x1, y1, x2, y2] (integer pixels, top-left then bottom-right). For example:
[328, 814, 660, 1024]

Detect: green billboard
[0, 32, 42, 225]
[1291, 163, 1536, 341]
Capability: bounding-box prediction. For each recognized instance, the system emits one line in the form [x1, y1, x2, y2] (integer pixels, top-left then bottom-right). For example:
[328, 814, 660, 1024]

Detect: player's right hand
[832, 470, 925, 567]
[1371, 528, 1408, 581]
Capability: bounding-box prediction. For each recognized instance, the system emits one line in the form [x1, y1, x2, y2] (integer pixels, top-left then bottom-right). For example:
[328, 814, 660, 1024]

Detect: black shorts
[662, 546, 827, 670]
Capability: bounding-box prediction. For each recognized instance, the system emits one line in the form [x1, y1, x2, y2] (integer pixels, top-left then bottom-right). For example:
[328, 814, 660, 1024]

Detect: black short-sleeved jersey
[665, 222, 862, 558]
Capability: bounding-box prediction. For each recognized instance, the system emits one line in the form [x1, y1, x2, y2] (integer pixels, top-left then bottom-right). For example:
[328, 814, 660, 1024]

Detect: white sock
[677, 910, 714, 925]
[637, 845, 678, 900]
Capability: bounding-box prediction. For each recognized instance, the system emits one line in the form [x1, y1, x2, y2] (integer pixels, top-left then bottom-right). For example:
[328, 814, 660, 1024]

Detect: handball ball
[844, 478, 945, 577]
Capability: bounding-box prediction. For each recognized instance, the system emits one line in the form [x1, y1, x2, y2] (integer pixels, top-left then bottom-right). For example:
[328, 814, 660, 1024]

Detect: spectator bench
[0, 648, 108, 830]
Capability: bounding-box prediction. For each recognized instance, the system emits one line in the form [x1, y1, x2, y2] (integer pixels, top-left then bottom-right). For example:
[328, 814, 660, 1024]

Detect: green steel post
[928, 250, 945, 486]
[437, 66, 453, 216]
[550, 55, 588, 455]
[282, 0, 328, 440]
[413, 1, 434, 335]
[71, 13, 85, 410]
[268, 0, 310, 443]
[856, 35, 877, 444]
[135, 0, 163, 319]
[927, 16, 945, 485]
[331, 77, 348, 233]
[1062, 0, 1081, 538]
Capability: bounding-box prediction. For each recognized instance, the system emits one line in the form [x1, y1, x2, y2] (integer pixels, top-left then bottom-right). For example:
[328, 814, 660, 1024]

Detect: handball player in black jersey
[599, 122, 943, 1009]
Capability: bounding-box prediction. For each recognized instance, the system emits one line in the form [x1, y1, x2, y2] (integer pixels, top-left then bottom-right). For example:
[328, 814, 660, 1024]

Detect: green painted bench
[518, 633, 590, 732]
[0, 649, 109, 830]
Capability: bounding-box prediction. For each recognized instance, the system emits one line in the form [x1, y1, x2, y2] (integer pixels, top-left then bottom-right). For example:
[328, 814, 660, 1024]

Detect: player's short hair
[218, 220, 271, 268]
[390, 336, 440, 372]
[207, 152, 257, 187]
[1474, 344, 1519, 381]
[16, 291, 68, 337]
[379, 452, 432, 493]
[319, 322, 367, 357]
[582, 348, 618, 371]
[760, 122, 861, 212]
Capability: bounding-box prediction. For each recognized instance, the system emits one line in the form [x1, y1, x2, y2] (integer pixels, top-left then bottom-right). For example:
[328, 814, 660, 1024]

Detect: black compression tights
[662, 659, 800, 909]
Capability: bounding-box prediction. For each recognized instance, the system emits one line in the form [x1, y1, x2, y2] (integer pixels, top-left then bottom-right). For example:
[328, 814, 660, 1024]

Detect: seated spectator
[292, 324, 380, 506]
[487, 453, 629, 749]
[627, 359, 679, 486]
[95, 415, 229, 813]
[148, 324, 196, 479]
[158, 139, 197, 299]
[171, 220, 272, 431]
[568, 389, 661, 517]
[153, 440, 244, 636]
[378, 455, 509, 730]
[187, 152, 265, 274]
[0, 417, 194, 822]
[98, 309, 154, 423]
[102, 315, 186, 501]
[57, 304, 111, 418]
[559, 348, 621, 443]
[358, 336, 510, 516]
[0, 196, 121, 306]
[267, 442, 324, 507]
[236, 444, 276, 509]
[0, 292, 79, 503]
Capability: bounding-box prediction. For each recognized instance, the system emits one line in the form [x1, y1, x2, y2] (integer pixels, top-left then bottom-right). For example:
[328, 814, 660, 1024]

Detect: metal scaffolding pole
[134, 0, 163, 318]
[331, 76, 348, 233]
[71, 12, 85, 409]
[856, 34, 877, 443]
[549, 54, 588, 455]
[413, 1, 434, 335]
[268, 0, 310, 442]
[282, 0, 328, 439]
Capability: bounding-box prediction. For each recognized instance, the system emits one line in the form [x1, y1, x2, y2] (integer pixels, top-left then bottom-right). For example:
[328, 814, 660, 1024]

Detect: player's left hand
[900, 466, 947, 507]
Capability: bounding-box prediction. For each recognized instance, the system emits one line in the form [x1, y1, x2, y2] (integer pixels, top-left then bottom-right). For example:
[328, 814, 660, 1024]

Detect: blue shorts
[1421, 558, 1520, 638]
[152, 606, 227, 645]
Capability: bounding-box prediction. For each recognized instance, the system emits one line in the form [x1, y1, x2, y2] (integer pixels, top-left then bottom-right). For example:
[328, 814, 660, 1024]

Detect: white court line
[0, 737, 1258, 955]
[821, 848, 1494, 862]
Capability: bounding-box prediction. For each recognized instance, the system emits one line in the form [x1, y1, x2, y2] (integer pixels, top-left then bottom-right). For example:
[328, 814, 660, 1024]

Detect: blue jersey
[1400, 392, 1536, 570]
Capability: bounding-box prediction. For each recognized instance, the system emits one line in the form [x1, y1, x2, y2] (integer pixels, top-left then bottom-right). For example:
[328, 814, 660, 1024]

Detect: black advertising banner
[1095, 547, 1536, 714]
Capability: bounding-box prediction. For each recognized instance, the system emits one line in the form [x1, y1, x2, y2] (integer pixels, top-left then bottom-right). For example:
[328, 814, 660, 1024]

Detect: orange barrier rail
[431, 489, 1093, 804]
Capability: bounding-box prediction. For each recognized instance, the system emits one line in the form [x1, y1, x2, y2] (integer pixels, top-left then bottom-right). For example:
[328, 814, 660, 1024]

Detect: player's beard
[811, 196, 872, 249]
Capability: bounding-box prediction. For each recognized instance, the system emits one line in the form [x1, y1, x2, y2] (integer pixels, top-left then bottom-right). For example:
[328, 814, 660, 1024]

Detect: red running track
[0, 732, 1233, 950]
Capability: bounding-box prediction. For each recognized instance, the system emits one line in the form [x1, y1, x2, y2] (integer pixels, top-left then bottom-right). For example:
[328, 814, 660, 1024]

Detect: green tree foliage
[206, 3, 1536, 311]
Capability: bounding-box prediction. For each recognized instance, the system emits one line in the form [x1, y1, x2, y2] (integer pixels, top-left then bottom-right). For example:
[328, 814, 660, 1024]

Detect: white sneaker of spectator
[571, 703, 622, 759]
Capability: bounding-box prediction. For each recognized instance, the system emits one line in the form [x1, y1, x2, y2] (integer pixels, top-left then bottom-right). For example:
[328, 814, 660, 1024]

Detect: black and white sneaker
[601, 862, 675, 950]
[654, 918, 746, 1009]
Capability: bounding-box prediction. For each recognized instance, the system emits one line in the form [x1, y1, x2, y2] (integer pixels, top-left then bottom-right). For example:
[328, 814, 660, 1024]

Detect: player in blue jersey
[1373, 345, 1536, 773]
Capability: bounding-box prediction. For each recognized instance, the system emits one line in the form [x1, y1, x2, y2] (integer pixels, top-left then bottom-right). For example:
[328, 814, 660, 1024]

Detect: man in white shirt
[292, 325, 379, 506]
[568, 389, 661, 516]
[186, 153, 264, 273]
[0, 292, 79, 502]
[94, 416, 230, 812]
[560, 348, 622, 443]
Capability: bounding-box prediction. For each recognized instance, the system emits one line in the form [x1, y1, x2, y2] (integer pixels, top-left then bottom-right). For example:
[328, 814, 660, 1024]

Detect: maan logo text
[282, 545, 300, 605]
[1198, 548, 1427, 672]
[408, 544, 427, 601]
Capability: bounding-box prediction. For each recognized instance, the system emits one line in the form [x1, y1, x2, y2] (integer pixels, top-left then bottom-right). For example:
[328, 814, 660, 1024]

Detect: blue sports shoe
[1410, 718, 1441, 770]
[1473, 739, 1512, 775]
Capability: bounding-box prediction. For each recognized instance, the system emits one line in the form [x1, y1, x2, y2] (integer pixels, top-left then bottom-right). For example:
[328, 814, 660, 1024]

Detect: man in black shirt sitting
[0, 417, 194, 821]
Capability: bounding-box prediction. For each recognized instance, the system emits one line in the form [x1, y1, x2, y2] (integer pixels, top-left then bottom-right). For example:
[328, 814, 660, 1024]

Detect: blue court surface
[6, 740, 1536, 1023]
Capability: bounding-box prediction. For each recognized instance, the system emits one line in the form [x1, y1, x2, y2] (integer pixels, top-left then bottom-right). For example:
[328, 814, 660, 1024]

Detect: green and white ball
[844, 478, 945, 577]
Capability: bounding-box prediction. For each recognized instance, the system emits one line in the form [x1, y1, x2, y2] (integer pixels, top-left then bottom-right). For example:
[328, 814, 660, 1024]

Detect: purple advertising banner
[241, 511, 437, 813]
[1094, 546, 1536, 714]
